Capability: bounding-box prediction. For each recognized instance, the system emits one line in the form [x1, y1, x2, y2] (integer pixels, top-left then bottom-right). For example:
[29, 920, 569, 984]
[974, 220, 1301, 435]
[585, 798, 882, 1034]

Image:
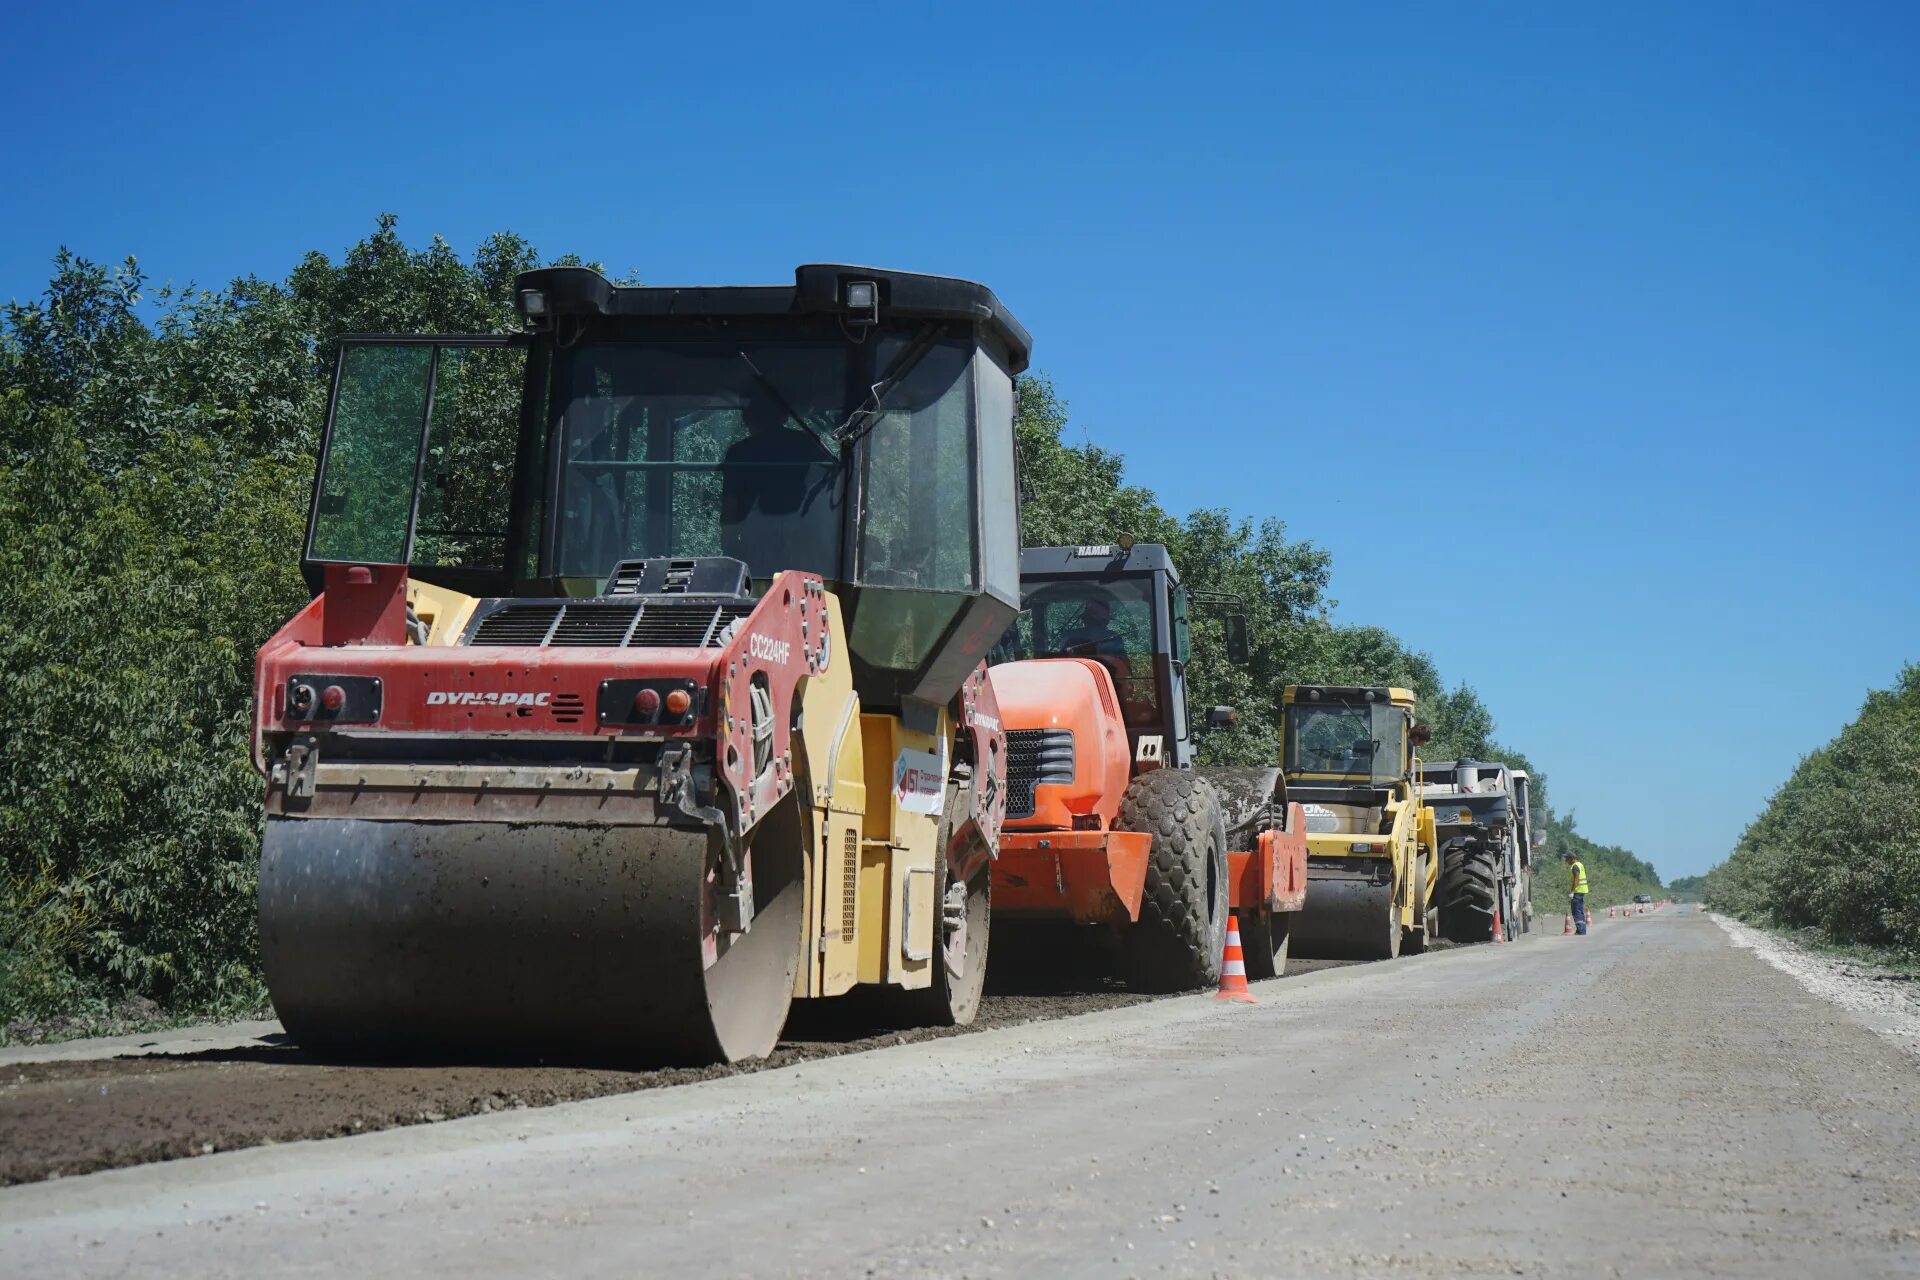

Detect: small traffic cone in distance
[1217, 913, 1257, 1003]
[1492, 905, 1505, 944]
[1563, 912, 1573, 936]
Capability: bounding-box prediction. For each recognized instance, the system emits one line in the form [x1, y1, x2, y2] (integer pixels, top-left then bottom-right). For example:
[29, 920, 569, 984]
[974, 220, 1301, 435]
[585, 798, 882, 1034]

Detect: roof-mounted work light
[518, 288, 548, 318]
[844, 280, 878, 326]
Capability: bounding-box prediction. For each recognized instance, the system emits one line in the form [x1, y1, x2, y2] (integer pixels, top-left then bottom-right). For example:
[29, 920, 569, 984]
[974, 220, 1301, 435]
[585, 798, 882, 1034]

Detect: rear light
[597, 679, 701, 728]
[282, 674, 381, 723]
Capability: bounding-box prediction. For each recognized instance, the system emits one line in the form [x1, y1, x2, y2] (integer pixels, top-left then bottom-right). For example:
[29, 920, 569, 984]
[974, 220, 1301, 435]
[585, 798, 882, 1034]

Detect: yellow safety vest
[1569, 860, 1589, 895]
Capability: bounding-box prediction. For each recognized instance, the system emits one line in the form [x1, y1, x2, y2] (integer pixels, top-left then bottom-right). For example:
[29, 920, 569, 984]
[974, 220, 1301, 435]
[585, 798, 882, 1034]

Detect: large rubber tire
[1241, 908, 1291, 979]
[1402, 851, 1429, 955]
[1439, 839, 1499, 943]
[1117, 770, 1229, 992]
[868, 785, 990, 1027]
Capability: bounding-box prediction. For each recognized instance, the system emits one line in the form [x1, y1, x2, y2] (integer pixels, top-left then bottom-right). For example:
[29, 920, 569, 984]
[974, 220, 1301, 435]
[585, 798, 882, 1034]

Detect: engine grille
[468, 604, 560, 646]
[469, 601, 754, 648]
[1004, 728, 1075, 820]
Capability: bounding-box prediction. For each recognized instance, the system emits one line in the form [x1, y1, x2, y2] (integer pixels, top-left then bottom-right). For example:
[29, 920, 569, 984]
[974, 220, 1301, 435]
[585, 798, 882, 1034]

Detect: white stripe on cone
[1226, 929, 1242, 946]
[1223, 960, 1246, 977]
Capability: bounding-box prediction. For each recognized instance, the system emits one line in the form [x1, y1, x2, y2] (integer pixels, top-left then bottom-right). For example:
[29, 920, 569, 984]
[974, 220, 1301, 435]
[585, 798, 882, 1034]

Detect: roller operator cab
[254, 265, 1028, 1065]
[983, 544, 1308, 988]
[1281, 686, 1438, 960]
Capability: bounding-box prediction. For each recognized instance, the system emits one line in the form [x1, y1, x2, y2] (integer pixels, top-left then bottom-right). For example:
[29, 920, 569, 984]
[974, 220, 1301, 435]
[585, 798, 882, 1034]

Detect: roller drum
[1288, 875, 1398, 960]
[259, 817, 801, 1065]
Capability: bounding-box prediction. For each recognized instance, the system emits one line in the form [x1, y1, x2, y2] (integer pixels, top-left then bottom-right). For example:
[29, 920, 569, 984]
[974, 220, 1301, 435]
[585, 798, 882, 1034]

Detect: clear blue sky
[4, 2, 1915, 879]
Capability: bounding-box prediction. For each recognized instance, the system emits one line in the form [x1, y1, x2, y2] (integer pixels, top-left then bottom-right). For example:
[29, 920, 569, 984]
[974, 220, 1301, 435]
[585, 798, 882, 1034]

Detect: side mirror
[1222, 615, 1250, 666]
[1409, 722, 1432, 747]
[1206, 705, 1237, 730]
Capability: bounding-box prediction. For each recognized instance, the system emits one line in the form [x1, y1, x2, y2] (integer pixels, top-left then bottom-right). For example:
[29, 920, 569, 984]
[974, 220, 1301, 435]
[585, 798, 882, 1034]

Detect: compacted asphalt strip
[3, 908, 1916, 1279]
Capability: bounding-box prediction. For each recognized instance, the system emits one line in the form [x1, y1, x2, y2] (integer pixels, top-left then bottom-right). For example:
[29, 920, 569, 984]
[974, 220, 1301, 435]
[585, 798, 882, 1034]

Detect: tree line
[0, 219, 1661, 1029]
[1706, 664, 1919, 965]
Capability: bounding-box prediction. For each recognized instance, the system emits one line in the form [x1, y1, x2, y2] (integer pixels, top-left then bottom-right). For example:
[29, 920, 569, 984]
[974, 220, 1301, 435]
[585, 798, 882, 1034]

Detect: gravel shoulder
[1710, 911, 1920, 1058]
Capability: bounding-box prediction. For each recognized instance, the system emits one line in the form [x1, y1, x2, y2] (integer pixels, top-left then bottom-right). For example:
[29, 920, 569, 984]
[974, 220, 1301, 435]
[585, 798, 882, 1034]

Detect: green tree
[0, 219, 553, 1024]
[1706, 664, 1920, 962]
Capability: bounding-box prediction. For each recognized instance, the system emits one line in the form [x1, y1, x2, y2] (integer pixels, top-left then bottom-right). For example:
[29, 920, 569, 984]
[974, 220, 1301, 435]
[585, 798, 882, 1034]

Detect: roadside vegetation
[1666, 875, 1706, 902]
[0, 220, 1662, 1033]
[1706, 664, 1920, 968]
[1529, 814, 1666, 920]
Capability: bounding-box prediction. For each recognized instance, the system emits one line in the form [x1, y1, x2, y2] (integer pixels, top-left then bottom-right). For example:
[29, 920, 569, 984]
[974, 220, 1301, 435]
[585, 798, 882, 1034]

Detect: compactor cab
[1281, 686, 1437, 959]
[984, 544, 1307, 988]
[255, 265, 1028, 1064]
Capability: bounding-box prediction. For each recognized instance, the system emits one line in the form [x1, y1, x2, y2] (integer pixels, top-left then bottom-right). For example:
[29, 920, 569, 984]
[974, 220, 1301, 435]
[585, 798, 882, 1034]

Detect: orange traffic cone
[1217, 913, 1257, 1003]
[1609, 905, 1616, 919]
[1492, 905, 1505, 945]
[1563, 912, 1573, 935]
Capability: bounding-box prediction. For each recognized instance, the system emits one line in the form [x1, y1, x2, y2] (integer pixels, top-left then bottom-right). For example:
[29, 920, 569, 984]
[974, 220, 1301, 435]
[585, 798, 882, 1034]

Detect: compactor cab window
[844, 338, 980, 671]
[1287, 701, 1409, 785]
[995, 578, 1162, 725]
[552, 341, 848, 582]
[308, 339, 526, 575]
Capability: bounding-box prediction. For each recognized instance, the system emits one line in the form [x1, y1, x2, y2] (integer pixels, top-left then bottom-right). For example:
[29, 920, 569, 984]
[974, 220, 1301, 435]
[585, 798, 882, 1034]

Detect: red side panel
[949, 661, 1008, 885]
[707, 571, 830, 833]
[320, 564, 408, 647]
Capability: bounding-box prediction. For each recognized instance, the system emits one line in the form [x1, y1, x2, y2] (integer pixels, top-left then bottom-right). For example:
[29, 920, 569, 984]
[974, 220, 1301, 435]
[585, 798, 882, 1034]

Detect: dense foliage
[1666, 875, 1706, 901]
[1, 222, 1659, 1026]
[1706, 665, 1920, 964]
[1530, 813, 1666, 917]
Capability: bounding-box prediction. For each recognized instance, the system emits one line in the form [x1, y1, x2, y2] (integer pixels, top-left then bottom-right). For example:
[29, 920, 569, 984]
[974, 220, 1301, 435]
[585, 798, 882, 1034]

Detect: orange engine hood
[985, 658, 1132, 830]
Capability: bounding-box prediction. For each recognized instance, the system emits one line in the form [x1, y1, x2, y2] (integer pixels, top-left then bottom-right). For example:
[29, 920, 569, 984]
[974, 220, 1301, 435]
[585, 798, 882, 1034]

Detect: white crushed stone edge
[1709, 911, 1920, 1059]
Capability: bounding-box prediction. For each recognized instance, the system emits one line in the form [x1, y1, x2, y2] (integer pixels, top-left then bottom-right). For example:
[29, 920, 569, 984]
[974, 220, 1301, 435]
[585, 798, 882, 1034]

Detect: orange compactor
[985, 543, 1307, 989]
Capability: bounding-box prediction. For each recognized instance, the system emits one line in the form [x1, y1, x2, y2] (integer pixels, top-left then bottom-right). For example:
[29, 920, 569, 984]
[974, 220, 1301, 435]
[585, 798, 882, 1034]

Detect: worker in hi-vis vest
[1565, 850, 1590, 935]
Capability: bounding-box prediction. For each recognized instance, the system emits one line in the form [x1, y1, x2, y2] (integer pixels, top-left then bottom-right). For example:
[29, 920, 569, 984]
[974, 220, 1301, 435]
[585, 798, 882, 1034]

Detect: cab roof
[1018, 543, 1180, 582]
[1283, 685, 1418, 710]
[512, 263, 1031, 373]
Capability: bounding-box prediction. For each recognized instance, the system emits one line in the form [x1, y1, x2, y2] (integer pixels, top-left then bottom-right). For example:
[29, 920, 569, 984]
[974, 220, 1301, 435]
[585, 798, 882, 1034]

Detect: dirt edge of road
[0, 988, 1187, 1187]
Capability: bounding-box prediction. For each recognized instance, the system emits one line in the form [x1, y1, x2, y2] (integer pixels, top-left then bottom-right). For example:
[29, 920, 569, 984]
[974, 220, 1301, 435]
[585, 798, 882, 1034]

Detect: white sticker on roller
[1302, 803, 1340, 833]
[893, 748, 945, 815]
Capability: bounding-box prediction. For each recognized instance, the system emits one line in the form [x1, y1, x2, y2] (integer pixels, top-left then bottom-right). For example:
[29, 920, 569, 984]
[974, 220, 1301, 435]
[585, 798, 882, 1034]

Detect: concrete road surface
[4, 909, 1916, 1278]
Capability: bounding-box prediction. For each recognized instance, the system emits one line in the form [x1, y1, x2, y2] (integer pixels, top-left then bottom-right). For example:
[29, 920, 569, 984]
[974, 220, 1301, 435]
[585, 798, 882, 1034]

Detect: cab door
[304, 336, 533, 598]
